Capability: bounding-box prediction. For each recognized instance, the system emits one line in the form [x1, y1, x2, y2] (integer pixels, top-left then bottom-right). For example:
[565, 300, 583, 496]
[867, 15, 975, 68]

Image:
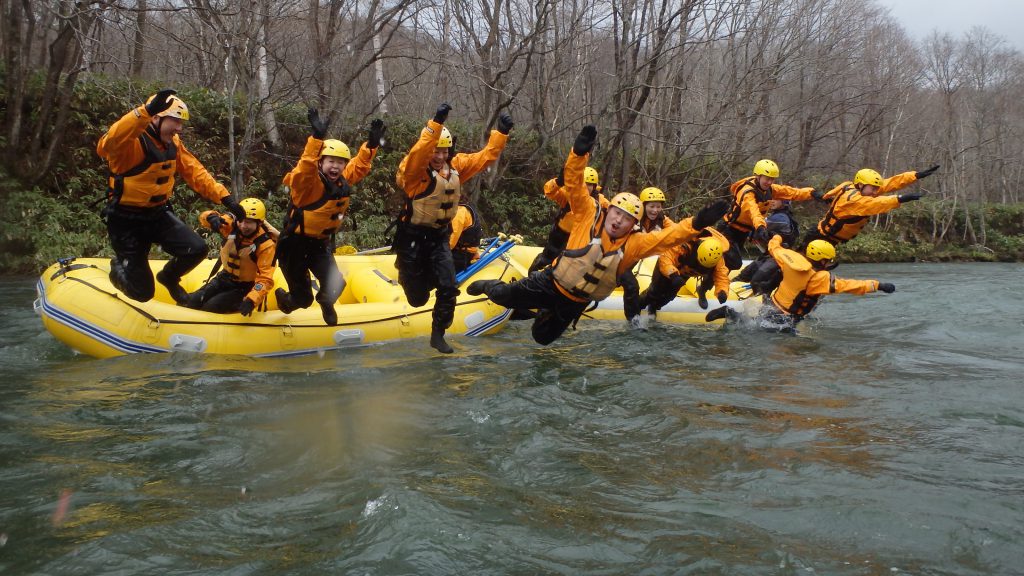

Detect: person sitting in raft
[528, 166, 607, 274]
[718, 159, 818, 270]
[637, 187, 674, 232]
[618, 186, 678, 329]
[706, 235, 895, 332]
[638, 229, 730, 319]
[466, 125, 729, 346]
[393, 103, 513, 354]
[734, 208, 800, 296]
[274, 109, 385, 326]
[97, 88, 247, 304]
[449, 197, 484, 274]
[185, 198, 278, 315]
[803, 165, 939, 248]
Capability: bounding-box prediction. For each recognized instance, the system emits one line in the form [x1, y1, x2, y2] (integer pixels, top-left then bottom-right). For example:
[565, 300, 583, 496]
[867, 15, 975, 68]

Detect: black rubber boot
[321, 304, 338, 326]
[156, 269, 188, 305]
[430, 329, 454, 354]
[705, 306, 736, 323]
[466, 280, 499, 296]
[275, 288, 296, 314]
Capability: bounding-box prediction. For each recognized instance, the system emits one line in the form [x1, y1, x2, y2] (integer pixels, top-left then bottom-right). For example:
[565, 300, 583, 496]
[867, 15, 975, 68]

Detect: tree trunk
[130, 0, 148, 77]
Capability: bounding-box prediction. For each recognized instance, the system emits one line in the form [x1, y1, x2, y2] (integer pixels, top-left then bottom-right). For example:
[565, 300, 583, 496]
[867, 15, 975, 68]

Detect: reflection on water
[2, 265, 1024, 574]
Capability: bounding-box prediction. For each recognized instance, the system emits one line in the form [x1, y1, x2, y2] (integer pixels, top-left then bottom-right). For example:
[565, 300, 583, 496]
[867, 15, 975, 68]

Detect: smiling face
[756, 174, 776, 189]
[319, 156, 349, 181]
[152, 116, 183, 145]
[429, 147, 450, 171]
[644, 202, 663, 222]
[237, 218, 260, 237]
[604, 206, 638, 239]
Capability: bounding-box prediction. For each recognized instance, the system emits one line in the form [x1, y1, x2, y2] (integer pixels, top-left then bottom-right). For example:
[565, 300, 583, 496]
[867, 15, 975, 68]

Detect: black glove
[497, 112, 514, 135]
[206, 213, 226, 230]
[145, 88, 177, 116]
[238, 298, 255, 316]
[222, 196, 246, 221]
[877, 282, 896, 294]
[434, 103, 452, 124]
[692, 200, 729, 229]
[307, 108, 330, 139]
[697, 291, 708, 310]
[555, 172, 565, 188]
[916, 165, 939, 179]
[717, 291, 728, 304]
[367, 118, 386, 149]
[573, 125, 597, 156]
[751, 226, 770, 243]
[898, 193, 922, 203]
[811, 189, 826, 201]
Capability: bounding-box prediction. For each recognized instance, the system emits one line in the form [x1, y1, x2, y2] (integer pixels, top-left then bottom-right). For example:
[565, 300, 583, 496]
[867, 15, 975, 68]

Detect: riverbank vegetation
[2, 0, 1023, 273]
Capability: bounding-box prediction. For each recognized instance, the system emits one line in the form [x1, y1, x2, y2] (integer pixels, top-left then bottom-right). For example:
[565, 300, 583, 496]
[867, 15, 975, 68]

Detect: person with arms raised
[274, 109, 385, 325]
[804, 165, 939, 247]
[98, 88, 245, 304]
[393, 103, 513, 353]
[718, 159, 817, 270]
[706, 235, 895, 332]
[468, 125, 729, 346]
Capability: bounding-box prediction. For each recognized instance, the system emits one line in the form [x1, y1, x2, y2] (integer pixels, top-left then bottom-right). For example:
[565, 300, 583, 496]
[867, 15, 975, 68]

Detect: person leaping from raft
[467, 125, 729, 346]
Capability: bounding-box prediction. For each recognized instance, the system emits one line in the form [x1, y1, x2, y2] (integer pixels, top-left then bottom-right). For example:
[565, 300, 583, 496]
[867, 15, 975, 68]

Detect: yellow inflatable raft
[502, 245, 751, 324]
[35, 253, 523, 358]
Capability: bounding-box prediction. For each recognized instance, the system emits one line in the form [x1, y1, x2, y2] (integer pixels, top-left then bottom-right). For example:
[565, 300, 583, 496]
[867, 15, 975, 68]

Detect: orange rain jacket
[723, 176, 814, 233]
[814, 171, 918, 242]
[395, 119, 507, 228]
[768, 235, 879, 317]
[198, 211, 279, 306]
[97, 106, 230, 208]
[551, 150, 703, 303]
[656, 227, 732, 295]
[281, 137, 377, 239]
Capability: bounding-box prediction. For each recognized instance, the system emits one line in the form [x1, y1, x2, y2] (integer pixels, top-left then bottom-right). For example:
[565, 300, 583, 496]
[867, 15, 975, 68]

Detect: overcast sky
[873, 0, 1023, 49]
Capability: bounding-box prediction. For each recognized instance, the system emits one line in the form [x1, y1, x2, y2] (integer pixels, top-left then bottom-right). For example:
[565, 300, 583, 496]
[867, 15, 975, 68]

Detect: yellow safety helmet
[584, 166, 599, 185]
[696, 237, 724, 268]
[752, 159, 780, 178]
[320, 139, 351, 160]
[805, 239, 836, 262]
[146, 94, 190, 121]
[853, 168, 883, 188]
[437, 127, 453, 149]
[609, 192, 643, 221]
[639, 187, 666, 203]
[238, 198, 266, 221]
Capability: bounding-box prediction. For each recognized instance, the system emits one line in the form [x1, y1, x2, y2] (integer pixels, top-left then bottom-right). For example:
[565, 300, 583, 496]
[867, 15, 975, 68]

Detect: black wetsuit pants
[275, 234, 344, 311]
[480, 269, 589, 345]
[618, 270, 642, 321]
[394, 223, 460, 333]
[639, 268, 688, 313]
[106, 205, 208, 302]
[185, 272, 253, 313]
[716, 222, 749, 270]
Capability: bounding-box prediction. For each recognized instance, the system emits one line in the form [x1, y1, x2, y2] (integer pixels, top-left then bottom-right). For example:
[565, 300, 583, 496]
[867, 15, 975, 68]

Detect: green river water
[1, 262, 1022, 575]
